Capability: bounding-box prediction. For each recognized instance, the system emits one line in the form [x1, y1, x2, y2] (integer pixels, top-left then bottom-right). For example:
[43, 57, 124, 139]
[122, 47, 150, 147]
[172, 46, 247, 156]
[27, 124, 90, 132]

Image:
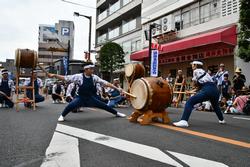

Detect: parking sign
[61, 27, 70, 36]
[150, 50, 158, 77]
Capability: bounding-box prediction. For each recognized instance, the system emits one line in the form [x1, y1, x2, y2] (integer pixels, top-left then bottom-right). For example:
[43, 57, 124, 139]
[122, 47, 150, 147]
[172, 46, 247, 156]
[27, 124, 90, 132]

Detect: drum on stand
[125, 63, 145, 80]
[130, 77, 173, 112]
[15, 49, 38, 69]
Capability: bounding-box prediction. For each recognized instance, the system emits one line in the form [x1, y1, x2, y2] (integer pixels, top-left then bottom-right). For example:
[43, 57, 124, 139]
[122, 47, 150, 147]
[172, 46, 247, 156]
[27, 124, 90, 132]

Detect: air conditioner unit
[152, 19, 162, 37]
[161, 15, 174, 33]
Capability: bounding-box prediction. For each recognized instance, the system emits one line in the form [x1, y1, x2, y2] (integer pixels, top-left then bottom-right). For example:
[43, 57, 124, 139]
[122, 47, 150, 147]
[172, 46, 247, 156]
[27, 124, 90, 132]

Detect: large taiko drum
[15, 49, 37, 68]
[125, 63, 145, 80]
[130, 77, 173, 112]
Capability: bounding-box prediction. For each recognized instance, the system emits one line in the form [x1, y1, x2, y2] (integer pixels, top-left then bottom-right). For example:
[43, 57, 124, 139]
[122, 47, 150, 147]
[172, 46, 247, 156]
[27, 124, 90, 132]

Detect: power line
[61, 0, 96, 9]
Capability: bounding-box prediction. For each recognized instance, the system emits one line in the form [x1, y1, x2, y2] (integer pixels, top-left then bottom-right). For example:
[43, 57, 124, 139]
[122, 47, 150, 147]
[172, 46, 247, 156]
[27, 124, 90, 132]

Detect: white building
[95, 0, 142, 64]
[130, 0, 249, 85]
[38, 20, 75, 70]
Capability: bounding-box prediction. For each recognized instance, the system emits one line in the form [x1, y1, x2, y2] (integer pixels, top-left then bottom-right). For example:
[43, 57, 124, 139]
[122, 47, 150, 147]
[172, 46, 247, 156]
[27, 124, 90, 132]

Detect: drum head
[125, 64, 134, 77]
[130, 79, 148, 110]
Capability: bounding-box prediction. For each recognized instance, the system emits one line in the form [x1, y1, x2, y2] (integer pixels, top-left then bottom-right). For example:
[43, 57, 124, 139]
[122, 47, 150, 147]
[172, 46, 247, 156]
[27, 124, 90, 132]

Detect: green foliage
[238, 0, 250, 62]
[99, 42, 125, 78]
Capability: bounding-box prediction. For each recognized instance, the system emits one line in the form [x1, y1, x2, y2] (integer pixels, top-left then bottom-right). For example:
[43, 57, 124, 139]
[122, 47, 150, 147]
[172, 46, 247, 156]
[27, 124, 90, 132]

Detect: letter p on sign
[62, 27, 70, 36]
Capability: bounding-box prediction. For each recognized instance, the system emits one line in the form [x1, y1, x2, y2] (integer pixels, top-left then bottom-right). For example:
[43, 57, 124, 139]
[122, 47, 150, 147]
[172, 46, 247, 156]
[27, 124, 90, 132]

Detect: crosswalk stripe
[41, 132, 80, 167]
[168, 151, 228, 167]
[233, 117, 250, 121]
[56, 124, 183, 167]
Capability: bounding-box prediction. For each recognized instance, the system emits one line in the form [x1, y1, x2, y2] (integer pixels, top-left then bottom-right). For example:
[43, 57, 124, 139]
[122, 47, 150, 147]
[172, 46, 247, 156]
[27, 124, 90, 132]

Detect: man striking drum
[48, 62, 126, 122]
[173, 61, 225, 127]
[0, 69, 15, 108]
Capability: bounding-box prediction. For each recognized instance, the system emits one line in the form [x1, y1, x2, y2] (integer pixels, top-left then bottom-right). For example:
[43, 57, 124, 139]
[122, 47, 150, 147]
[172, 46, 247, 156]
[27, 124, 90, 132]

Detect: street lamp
[74, 12, 92, 61]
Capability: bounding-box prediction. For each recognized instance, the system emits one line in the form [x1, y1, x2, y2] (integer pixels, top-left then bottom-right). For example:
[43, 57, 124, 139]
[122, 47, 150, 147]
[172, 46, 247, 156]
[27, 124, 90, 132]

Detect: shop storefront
[130, 25, 237, 81]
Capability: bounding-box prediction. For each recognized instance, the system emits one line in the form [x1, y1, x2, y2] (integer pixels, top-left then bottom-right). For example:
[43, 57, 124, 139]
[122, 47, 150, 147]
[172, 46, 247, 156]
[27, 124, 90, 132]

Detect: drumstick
[123, 91, 136, 98]
[0, 91, 14, 103]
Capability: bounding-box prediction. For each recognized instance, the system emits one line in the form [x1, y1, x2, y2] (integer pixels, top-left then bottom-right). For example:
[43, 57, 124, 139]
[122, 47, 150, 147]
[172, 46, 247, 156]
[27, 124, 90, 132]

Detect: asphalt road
[0, 99, 249, 167]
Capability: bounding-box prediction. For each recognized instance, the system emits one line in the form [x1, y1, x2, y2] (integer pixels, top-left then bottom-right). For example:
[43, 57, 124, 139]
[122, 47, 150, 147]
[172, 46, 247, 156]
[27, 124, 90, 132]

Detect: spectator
[233, 67, 246, 92]
[214, 63, 229, 94]
[221, 73, 231, 100]
[225, 94, 249, 114]
[166, 73, 174, 86]
[107, 78, 126, 108]
[52, 81, 65, 103]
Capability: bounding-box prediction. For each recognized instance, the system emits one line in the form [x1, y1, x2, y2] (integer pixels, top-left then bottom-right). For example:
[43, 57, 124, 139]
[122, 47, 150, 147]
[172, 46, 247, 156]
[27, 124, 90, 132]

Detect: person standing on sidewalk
[48, 62, 126, 122]
[173, 61, 225, 127]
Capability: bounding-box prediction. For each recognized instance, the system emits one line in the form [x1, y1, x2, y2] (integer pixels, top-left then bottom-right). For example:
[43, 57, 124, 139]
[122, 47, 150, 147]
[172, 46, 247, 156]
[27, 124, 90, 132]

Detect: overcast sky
[0, 0, 96, 62]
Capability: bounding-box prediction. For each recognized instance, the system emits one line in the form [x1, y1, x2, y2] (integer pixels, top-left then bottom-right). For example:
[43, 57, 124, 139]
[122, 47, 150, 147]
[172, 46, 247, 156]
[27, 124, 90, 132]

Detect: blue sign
[61, 27, 70, 36]
[63, 57, 68, 75]
[150, 50, 158, 77]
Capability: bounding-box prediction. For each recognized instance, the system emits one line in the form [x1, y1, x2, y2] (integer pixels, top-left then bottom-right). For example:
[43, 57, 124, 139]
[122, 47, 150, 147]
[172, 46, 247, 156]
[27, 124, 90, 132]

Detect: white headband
[84, 64, 95, 69]
[191, 61, 203, 65]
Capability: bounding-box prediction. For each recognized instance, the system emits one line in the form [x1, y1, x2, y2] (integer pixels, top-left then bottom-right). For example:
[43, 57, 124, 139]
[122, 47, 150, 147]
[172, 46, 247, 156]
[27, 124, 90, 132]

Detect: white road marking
[233, 117, 250, 121]
[56, 124, 183, 167]
[40, 132, 80, 167]
[168, 151, 228, 167]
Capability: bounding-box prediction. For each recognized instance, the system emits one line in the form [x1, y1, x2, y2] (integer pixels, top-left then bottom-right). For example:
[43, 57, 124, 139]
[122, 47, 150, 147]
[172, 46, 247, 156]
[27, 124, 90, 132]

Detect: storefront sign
[150, 50, 159, 77]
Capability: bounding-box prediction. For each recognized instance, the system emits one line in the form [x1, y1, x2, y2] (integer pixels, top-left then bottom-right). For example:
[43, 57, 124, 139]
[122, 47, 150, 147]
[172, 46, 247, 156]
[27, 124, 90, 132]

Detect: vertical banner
[150, 50, 159, 77]
[63, 56, 68, 75]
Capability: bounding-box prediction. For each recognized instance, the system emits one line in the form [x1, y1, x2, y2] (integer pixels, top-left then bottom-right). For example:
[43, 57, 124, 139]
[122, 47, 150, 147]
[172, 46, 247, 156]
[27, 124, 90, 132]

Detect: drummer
[173, 61, 225, 127]
[24, 70, 45, 107]
[48, 62, 126, 122]
[0, 69, 15, 108]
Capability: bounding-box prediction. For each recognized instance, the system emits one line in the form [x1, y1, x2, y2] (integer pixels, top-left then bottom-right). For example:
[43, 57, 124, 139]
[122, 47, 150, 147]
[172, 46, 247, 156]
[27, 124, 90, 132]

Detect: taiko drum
[15, 49, 37, 68]
[125, 63, 145, 80]
[130, 77, 173, 112]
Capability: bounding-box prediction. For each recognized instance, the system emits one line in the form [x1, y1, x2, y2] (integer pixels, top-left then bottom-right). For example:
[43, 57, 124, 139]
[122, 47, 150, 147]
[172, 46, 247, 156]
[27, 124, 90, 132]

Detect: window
[211, 0, 220, 19]
[109, 1, 120, 15]
[123, 0, 132, 6]
[181, 11, 190, 29]
[191, 7, 199, 26]
[108, 27, 119, 39]
[200, 3, 210, 23]
[122, 41, 131, 55]
[122, 19, 136, 34]
[174, 15, 181, 31]
[98, 10, 107, 22]
[97, 33, 107, 44]
[131, 40, 141, 52]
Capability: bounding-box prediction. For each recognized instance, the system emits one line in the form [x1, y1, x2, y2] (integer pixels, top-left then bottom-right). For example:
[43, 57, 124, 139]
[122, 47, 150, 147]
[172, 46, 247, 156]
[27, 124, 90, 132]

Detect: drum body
[15, 49, 37, 68]
[130, 77, 172, 112]
[125, 63, 145, 80]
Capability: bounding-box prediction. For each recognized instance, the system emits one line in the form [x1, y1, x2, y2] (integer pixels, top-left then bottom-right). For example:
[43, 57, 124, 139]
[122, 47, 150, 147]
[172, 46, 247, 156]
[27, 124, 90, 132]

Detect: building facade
[130, 0, 249, 85]
[38, 20, 75, 73]
[95, 0, 142, 65]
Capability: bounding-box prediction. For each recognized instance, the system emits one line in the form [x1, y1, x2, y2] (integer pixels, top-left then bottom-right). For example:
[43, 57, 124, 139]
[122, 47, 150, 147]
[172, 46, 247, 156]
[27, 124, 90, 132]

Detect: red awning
[130, 25, 237, 61]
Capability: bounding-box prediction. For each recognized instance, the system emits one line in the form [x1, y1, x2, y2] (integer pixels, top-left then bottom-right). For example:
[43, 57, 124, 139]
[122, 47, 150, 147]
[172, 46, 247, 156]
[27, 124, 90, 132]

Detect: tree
[99, 42, 125, 81]
[238, 0, 250, 62]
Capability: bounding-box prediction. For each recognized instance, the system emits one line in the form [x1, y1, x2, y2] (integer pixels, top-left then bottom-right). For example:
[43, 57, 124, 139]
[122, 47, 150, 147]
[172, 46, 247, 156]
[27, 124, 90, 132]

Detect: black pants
[0, 95, 14, 108]
[52, 94, 62, 101]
